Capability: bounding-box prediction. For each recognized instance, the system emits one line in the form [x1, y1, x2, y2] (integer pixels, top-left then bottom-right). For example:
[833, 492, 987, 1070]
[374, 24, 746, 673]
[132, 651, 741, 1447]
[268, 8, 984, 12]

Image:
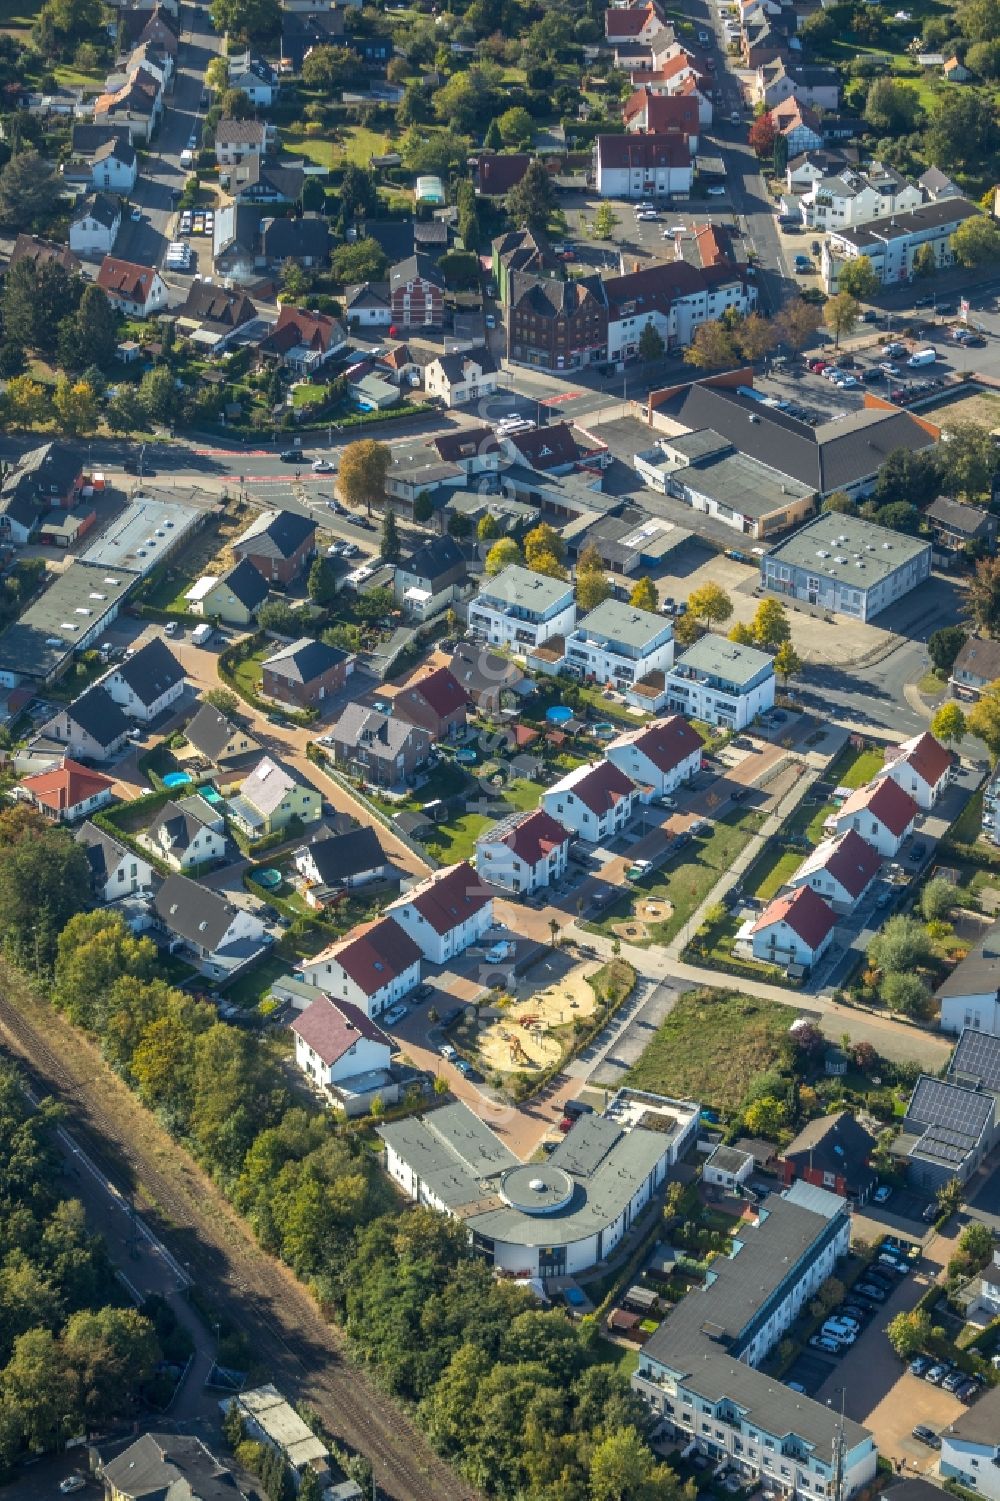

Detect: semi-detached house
[291, 993, 393, 1107]
[102, 637, 185, 723]
[633, 1181, 878, 1500]
[936, 923, 1000, 1037]
[875, 730, 952, 811]
[832, 778, 918, 859]
[385, 860, 493, 964]
[37, 683, 131, 762]
[75, 820, 155, 903]
[750, 885, 837, 969]
[786, 828, 882, 913]
[542, 760, 638, 842]
[301, 916, 423, 1019]
[605, 715, 703, 800]
[474, 807, 571, 895]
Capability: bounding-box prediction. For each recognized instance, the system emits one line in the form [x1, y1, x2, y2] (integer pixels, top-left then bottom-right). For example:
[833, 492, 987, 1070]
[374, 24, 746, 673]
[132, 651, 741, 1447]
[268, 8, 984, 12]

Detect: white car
[59, 1479, 86, 1496]
[440, 1043, 457, 1060]
[837, 374, 859, 388]
[667, 225, 687, 235]
[383, 1003, 409, 1026]
[312, 458, 335, 473]
[706, 186, 726, 196]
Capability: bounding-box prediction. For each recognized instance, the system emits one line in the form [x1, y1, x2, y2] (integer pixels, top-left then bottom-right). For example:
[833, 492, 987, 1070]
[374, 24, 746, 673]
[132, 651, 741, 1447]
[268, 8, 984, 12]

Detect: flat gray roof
[79, 495, 202, 574]
[765, 514, 930, 587]
[477, 563, 573, 612]
[0, 561, 134, 680]
[572, 597, 670, 651]
[673, 633, 772, 687]
[676, 447, 815, 519]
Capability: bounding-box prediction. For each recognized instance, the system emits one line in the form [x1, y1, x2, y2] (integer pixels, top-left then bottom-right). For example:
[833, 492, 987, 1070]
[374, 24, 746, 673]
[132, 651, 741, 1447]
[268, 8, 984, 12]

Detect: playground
[475, 957, 602, 1077]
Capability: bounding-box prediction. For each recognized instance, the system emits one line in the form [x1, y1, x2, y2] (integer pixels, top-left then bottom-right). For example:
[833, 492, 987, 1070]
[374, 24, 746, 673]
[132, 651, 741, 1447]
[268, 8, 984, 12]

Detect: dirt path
[0, 973, 477, 1501]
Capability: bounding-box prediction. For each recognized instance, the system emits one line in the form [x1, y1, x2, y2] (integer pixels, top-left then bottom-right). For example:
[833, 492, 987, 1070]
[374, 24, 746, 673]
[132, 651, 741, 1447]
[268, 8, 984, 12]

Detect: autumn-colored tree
[773, 299, 822, 350]
[576, 544, 611, 610]
[629, 576, 658, 611]
[484, 538, 522, 575]
[931, 702, 966, 744]
[774, 640, 801, 684]
[748, 111, 777, 158]
[684, 321, 738, 369]
[524, 522, 565, 566]
[735, 312, 778, 361]
[967, 680, 1000, 759]
[824, 292, 860, 348]
[688, 582, 733, 626]
[751, 597, 791, 649]
[966, 557, 1000, 635]
[338, 439, 390, 516]
[52, 378, 98, 437]
[528, 550, 568, 580]
[728, 621, 755, 645]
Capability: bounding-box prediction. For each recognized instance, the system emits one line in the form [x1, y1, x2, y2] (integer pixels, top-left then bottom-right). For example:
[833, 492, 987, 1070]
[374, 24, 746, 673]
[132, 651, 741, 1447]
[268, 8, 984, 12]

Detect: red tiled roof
[320, 917, 422, 997]
[498, 809, 570, 865]
[611, 715, 703, 775]
[597, 131, 692, 171]
[407, 666, 469, 721]
[751, 885, 836, 950]
[838, 778, 918, 837]
[393, 860, 492, 935]
[567, 761, 636, 816]
[270, 303, 343, 353]
[606, 2, 662, 38]
[20, 758, 114, 813]
[97, 256, 159, 301]
[511, 723, 539, 748]
[812, 828, 882, 899]
[477, 153, 532, 195]
[291, 993, 391, 1065]
[885, 731, 953, 789]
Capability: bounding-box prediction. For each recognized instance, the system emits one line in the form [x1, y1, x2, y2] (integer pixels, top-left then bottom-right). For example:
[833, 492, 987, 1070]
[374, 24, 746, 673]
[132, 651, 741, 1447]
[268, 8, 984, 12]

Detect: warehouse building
[760, 514, 931, 622]
[79, 494, 204, 576]
[0, 562, 134, 686]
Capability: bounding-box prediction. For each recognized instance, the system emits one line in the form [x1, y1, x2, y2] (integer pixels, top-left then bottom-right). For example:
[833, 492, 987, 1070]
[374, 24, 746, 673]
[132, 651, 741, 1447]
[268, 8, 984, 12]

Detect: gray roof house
[260, 213, 330, 267]
[152, 872, 268, 978]
[37, 683, 131, 761]
[103, 637, 185, 723]
[952, 635, 1000, 697]
[75, 820, 156, 903]
[326, 702, 433, 789]
[100, 1433, 246, 1501]
[144, 793, 227, 872]
[184, 703, 261, 765]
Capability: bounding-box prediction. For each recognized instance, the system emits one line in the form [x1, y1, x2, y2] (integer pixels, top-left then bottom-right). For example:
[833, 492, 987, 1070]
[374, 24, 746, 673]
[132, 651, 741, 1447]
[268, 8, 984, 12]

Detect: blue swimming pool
[456, 747, 477, 764]
[546, 705, 573, 725]
[162, 771, 193, 788]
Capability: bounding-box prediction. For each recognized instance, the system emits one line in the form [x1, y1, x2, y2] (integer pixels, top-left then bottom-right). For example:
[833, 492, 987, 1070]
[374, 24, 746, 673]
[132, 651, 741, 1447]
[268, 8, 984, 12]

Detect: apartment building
[468, 565, 576, 652]
[821, 197, 980, 292]
[798, 163, 922, 232]
[633, 1182, 878, 1499]
[563, 598, 675, 689]
[663, 636, 775, 730]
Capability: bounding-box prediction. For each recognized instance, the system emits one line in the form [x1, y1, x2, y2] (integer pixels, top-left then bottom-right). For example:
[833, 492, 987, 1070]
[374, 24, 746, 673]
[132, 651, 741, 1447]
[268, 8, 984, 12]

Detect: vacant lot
[623, 987, 795, 1114]
[932, 389, 1000, 431]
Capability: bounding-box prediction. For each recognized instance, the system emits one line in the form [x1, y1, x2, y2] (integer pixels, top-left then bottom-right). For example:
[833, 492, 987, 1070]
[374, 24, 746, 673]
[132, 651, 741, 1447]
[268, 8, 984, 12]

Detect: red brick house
[231, 508, 316, 587]
[389, 253, 444, 329]
[261, 636, 353, 711]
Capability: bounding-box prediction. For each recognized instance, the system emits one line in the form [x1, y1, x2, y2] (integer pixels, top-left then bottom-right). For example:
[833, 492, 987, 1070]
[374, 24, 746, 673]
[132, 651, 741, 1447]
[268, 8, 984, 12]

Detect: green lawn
[222, 954, 290, 1009]
[423, 778, 544, 862]
[749, 845, 802, 901]
[292, 383, 327, 408]
[282, 124, 395, 170]
[688, 910, 786, 984]
[828, 745, 885, 790]
[947, 788, 988, 850]
[592, 1337, 639, 1379]
[624, 987, 795, 1115]
[230, 648, 267, 700]
[785, 794, 837, 847]
[584, 807, 767, 948]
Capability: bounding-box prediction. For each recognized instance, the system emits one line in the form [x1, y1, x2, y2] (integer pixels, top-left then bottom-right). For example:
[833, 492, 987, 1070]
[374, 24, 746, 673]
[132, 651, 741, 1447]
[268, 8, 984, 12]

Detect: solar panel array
[949, 1027, 1000, 1094]
[909, 1076, 993, 1148]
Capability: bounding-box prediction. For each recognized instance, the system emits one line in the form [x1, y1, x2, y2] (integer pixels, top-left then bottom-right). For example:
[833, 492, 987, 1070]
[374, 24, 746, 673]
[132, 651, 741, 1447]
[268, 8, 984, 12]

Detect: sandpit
[637, 897, 673, 923]
[476, 962, 601, 1074]
[613, 919, 650, 942]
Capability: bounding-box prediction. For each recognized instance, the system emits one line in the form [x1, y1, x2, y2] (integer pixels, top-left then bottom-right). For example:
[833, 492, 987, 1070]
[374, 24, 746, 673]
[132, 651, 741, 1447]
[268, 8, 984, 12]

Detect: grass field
[282, 124, 395, 170]
[748, 844, 802, 900]
[931, 389, 1000, 431]
[0, 0, 38, 32]
[585, 807, 767, 948]
[829, 745, 885, 789]
[422, 778, 543, 863]
[624, 987, 794, 1114]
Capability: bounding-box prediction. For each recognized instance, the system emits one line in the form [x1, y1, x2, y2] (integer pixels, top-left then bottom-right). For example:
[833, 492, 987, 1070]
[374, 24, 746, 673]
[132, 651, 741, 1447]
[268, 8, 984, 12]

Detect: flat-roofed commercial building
[635, 430, 816, 540]
[761, 514, 931, 623]
[79, 494, 203, 576]
[379, 1089, 699, 1277]
[0, 561, 134, 686]
[633, 1181, 878, 1499]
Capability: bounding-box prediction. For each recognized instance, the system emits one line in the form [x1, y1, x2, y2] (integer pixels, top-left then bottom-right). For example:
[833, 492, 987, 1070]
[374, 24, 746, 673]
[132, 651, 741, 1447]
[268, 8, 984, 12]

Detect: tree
[824, 292, 860, 348]
[748, 111, 777, 158]
[912, 242, 938, 279]
[868, 914, 933, 974]
[774, 641, 801, 685]
[864, 77, 922, 134]
[58, 284, 118, 372]
[939, 421, 999, 499]
[484, 117, 503, 150]
[743, 1095, 786, 1137]
[338, 164, 379, 222]
[928, 625, 967, 675]
[576, 556, 611, 611]
[881, 970, 928, 1015]
[921, 877, 955, 923]
[0, 149, 60, 232]
[886, 1308, 932, 1359]
[210, 0, 280, 40]
[837, 257, 880, 300]
[952, 214, 1000, 267]
[524, 523, 565, 567]
[593, 202, 620, 239]
[1, 1327, 73, 1450]
[966, 558, 1000, 635]
[4, 375, 50, 429]
[400, 128, 471, 179]
[637, 321, 665, 362]
[302, 44, 356, 90]
[506, 159, 555, 231]
[307, 555, 337, 606]
[967, 678, 1000, 758]
[52, 377, 98, 437]
[629, 577, 658, 611]
[684, 321, 738, 369]
[498, 106, 533, 145]
[63, 1306, 157, 1428]
[822, 491, 855, 515]
[873, 501, 921, 535]
[338, 439, 390, 517]
[773, 299, 822, 350]
[379, 508, 400, 562]
[688, 582, 733, 626]
[735, 312, 777, 361]
[412, 491, 434, 525]
[589, 1425, 679, 1501]
[871, 447, 940, 509]
[330, 237, 388, 286]
[728, 621, 755, 645]
[967, 36, 1000, 74]
[205, 687, 239, 715]
[751, 597, 790, 649]
[485, 538, 522, 575]
[477, 513, 500, 542]
[529, 551, 568, 580]
[105, 388, 145, 436]
[137, 366, 179, 426]
[931, 702, 966, 744]
[772, 132, 788, 175]
[927, 91, 999, 175]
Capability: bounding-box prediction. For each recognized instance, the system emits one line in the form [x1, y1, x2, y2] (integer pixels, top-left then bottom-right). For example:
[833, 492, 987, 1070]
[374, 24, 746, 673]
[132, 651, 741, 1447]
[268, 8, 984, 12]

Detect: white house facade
[468, 565, 576, 652]
[541, 760, 638, 842]
[474, 808, 571, 895]
[605, 715, 703, 800]
[301, 917, 422, 1019]
[385, 861, 493, 965]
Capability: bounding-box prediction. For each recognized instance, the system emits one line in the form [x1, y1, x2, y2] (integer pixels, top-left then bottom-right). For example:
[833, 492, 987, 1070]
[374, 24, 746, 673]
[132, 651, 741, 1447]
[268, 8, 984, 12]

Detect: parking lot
[558, 189, 739, 273]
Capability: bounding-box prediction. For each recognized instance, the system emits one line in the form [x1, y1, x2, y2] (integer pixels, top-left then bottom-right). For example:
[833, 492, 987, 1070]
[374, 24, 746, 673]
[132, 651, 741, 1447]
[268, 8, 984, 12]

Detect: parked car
[855, 1283, 886, 1301]
[922, 1202, 940, 1223]
[912, 1426, 940, 1448]
[413, 983, 434, 1002]
[862, 367, 884, 382]
[439, 1005, 464, 1028]
[909, 1355, 932, 1377]
[942, 1370, 966, 1393]
[439, 1042, 457, 1060]
[955, 1379, 980, 1401]
[925, 1364, 949, 1384]
[279, 448, 302, 462]
[872, 1184, 893, 1203]
[59, 1478, 87, 1495]
[809, 1335, 842, 1354]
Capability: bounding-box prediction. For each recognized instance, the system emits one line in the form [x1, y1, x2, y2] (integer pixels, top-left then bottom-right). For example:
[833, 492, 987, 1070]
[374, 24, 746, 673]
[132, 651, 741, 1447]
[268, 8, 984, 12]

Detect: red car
[810, 360, 827, 373]
[558, 249, 576, 261]
[890, 387, 906, 402]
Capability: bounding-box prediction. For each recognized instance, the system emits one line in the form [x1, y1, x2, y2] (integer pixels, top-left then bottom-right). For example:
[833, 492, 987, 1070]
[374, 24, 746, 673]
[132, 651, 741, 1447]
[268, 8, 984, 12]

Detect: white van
[179, 149, 194, 169]
[191, 622, 213, 646]
[907, 348, 937, 367]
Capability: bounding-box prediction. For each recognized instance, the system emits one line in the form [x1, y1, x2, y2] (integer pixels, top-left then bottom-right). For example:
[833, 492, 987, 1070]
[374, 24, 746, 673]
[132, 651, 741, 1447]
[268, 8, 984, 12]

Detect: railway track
[0, 990, 478, 1501]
